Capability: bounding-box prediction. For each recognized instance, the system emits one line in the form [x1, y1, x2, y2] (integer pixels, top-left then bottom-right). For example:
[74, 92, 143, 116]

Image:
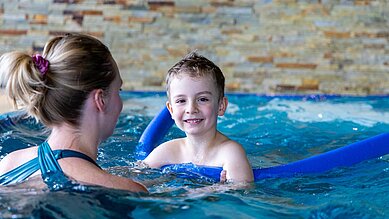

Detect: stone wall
[0, 0, 388, 95]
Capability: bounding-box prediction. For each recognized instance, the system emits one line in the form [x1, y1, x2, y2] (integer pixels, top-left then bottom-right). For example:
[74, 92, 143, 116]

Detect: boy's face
[166, 74, 227, 136]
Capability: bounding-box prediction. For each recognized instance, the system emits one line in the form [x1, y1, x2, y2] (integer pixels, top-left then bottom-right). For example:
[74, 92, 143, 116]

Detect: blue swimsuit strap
[0, 142, 100, 186]
[38, 141, 63, 176]
[56, 149, 100, 169]
[0, 157, 40, 186]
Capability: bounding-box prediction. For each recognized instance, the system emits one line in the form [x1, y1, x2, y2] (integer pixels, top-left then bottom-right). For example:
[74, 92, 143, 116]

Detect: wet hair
[165, 51, 225, 101]
[0, 33, 116, 127]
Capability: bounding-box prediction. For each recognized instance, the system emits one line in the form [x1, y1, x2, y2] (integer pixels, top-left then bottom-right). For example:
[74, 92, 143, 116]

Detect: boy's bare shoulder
[218, 136, 243, 149]
[159, 138, 185, 148]
[153, 138, 184, 153]
[218, 139, 247, 158]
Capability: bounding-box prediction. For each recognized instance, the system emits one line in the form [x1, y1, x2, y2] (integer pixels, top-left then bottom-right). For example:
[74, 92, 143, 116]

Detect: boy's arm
[142, 146, 166, 168]
[222, 142, 254, 183]
[143, 140, 178, 168]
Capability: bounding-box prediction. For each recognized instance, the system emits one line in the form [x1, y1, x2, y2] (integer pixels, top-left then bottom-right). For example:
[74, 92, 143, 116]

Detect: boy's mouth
[184, 119, 203, 124]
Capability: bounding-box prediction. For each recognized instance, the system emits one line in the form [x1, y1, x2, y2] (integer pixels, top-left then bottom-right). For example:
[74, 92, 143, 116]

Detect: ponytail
[0, 51, 48, 121]
[0, 33, 115, 127]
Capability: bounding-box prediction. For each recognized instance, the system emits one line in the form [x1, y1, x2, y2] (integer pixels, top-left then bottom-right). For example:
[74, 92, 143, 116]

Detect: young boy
[143, 52, 253, 183]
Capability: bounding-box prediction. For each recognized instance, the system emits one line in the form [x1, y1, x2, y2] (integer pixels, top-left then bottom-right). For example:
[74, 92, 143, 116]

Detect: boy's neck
[185, 129, 221, 152]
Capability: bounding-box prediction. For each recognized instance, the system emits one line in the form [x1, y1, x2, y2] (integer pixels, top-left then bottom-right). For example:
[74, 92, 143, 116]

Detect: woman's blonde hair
[0, 33, 116, 127]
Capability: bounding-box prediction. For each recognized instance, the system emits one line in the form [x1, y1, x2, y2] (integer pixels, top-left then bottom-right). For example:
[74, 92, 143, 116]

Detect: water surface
[0, 92, 388, 218]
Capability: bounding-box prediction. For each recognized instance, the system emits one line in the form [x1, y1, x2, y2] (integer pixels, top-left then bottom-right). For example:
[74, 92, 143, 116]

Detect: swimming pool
[0, 92, 388, 218]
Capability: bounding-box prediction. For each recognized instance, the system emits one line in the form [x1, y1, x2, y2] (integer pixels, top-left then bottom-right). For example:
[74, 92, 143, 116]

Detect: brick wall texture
[0, 0, 388, 95]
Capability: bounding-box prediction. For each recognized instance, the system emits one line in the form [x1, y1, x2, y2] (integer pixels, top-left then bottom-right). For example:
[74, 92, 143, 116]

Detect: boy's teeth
[186, 119, 201, 123]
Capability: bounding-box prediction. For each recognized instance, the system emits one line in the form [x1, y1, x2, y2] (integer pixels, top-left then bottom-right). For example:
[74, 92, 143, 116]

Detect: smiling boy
[143, 52, 253, 183]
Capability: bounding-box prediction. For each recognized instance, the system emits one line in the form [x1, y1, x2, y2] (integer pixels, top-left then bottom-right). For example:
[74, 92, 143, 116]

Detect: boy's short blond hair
[165, 51, 225, 101]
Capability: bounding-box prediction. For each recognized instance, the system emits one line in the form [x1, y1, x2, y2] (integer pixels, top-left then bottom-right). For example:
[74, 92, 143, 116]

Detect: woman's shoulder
[10, 146, 39, 156]
[0, 146, 39, 174]
[60, 161, 148, 193]
[107, 172, 148, 193]
[92, 168, 148, 193]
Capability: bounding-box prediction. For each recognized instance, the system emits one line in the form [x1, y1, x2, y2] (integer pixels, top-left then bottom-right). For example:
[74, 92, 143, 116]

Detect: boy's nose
[186, 101, 198, 114]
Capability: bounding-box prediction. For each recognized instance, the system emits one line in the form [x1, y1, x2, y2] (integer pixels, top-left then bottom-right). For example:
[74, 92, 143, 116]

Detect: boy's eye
[198, 97, 209, 102]
[175, 99, 186, 104]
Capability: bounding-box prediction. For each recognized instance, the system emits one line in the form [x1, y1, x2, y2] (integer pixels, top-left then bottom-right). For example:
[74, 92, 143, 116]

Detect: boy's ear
[166, 101, 173, 115]
[218, 96, 228, 116]
[94, 89, 105, 112]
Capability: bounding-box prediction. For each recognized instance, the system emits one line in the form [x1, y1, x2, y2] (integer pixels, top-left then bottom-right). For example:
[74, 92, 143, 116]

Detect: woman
[0, 33, 147, 193]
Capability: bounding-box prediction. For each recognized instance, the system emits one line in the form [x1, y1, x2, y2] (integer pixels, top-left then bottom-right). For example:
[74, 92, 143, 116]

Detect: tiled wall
[0, 0, 388, 95]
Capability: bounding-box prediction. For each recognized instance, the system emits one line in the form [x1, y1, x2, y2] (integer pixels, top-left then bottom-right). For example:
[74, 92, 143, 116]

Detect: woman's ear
[218, 96, 228, 116]
[94, 89, 105, 112]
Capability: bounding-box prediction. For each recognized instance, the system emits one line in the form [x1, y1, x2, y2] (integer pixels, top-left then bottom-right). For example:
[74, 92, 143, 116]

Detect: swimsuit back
[0, 142, 100, 186]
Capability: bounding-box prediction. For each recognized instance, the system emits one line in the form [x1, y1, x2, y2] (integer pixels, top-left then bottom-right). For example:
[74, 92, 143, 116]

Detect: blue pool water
[0, 92, 388, 218]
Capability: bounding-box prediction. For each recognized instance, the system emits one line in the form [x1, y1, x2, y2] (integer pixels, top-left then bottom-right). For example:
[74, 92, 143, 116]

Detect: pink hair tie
[32, 54, 49, 76]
